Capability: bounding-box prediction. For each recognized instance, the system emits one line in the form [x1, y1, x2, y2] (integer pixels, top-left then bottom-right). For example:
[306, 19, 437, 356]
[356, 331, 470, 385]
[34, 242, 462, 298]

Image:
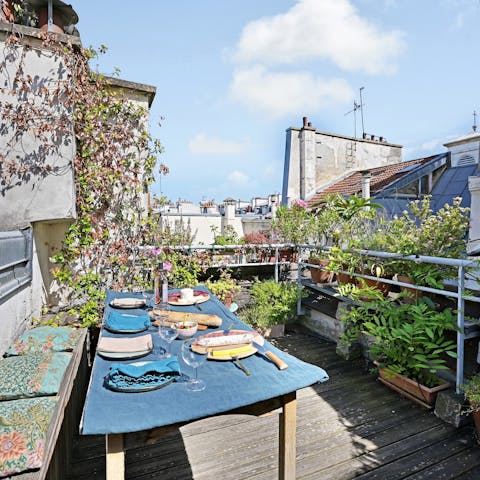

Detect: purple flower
[163, 261, 172, 272]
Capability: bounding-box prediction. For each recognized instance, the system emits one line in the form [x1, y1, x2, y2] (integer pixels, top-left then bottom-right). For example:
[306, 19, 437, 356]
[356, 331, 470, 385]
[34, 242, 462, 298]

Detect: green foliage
[462, 375, 480, 409]
[272, 201, 314, 244]
[326, 247, 361, 275]
[210, 225, 239, 245]
[239, 280, 303, 328]
[205, 270, 241, 303]
[342, 294, 457, 386]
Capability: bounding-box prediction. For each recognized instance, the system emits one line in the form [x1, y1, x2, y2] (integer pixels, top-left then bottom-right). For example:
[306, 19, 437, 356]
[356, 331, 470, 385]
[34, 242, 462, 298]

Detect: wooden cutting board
[192, 329, 264, 360]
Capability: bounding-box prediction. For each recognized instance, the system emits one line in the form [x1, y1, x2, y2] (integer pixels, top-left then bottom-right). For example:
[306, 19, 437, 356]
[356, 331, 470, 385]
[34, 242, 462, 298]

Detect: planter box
[309, 259, 334, 284]
[377, 366, 450, 409]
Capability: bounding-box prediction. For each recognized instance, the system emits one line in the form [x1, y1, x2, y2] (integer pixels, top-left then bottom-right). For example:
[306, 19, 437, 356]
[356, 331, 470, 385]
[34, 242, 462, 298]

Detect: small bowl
[174, 321, 198, 339]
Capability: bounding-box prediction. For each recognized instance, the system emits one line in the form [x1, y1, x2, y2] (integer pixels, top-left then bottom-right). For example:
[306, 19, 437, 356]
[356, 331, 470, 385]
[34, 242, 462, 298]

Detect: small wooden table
[105, 391, 297, 480]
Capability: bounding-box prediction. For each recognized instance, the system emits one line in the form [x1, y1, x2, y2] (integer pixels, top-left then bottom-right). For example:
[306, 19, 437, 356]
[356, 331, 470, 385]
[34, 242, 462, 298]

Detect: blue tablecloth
[80, 287, 329, 435]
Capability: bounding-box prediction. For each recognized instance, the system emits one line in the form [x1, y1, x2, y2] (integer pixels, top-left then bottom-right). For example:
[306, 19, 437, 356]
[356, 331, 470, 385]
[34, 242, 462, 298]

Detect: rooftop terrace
[68, 330, 480, 479]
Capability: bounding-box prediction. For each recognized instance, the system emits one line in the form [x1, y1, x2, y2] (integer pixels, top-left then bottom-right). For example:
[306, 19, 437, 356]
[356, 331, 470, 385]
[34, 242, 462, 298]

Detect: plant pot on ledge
[376, 365, 450, 409]
[309, 259, 334, 284]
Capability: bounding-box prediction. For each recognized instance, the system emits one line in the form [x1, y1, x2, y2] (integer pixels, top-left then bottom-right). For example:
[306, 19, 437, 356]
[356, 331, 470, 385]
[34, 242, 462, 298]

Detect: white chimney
[361, 171, 372, 200]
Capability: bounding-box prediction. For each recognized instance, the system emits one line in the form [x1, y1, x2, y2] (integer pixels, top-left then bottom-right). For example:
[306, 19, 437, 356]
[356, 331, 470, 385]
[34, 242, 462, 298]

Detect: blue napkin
[104, 358, 181, 392]
[104, 311, 151, 332]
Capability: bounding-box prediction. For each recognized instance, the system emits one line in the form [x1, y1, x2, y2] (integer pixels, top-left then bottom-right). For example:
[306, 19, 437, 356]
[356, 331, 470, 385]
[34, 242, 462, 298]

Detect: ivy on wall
[0, 29, 165, 326]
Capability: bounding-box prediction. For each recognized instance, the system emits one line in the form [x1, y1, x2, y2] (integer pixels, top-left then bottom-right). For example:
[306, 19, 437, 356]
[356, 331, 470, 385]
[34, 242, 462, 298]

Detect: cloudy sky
[74, 0, 480, 203]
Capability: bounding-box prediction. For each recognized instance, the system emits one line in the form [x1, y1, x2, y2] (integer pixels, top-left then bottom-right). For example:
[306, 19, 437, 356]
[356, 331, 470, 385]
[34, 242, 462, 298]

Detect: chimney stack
[303, 116, 308, 127]
[361, 171, 372, 200]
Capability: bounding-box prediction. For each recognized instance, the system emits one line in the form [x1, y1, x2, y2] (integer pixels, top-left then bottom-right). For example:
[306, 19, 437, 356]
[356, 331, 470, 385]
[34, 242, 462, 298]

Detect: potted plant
[462, 376, 480, 436]
[242, 231, 268, 263]
[205, 270, 241, 309]
[347, 295, 457, 407]
[238, 279, 303, 337]
[308, 250, 334, 284]
[326, 247, 361, 285]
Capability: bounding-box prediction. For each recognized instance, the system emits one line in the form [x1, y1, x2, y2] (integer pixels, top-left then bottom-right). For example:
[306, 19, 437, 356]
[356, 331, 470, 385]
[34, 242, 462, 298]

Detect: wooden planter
[377, 366, 450, 409]
[309, 259, 334, 284]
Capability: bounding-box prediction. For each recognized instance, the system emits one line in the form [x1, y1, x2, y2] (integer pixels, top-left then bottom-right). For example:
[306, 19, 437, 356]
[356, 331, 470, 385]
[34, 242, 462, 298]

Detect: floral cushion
[7, 326, 83, 356]
[0, 352, 71, 401]
[0, 397, 56, 477]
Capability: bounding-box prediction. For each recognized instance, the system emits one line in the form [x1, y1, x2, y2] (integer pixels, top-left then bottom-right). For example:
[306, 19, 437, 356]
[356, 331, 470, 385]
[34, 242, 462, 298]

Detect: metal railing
[297, 245, 480, 393]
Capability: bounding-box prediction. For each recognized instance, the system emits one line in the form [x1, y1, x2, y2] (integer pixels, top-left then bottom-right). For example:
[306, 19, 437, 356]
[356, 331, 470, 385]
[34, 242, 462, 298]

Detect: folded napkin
[110, 297, 146, 308]
[104, 358, 181, 392]
[97, 334, 153, 354]
[197, 332, 254, 347]
[103, 311, 151, 332]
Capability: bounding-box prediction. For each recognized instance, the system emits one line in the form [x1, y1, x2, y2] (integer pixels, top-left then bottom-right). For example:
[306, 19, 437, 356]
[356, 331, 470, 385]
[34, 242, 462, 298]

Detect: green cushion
[0, 397, 57, 477]
[7, 326, 82, 356]
[0, 352, 71, 401]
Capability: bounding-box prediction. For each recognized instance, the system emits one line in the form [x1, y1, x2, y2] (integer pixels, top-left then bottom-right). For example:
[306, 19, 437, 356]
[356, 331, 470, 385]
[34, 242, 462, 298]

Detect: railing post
[297, 257, 303, 316]
[456, 265, 465, 394]
[275, 246, 279, 283]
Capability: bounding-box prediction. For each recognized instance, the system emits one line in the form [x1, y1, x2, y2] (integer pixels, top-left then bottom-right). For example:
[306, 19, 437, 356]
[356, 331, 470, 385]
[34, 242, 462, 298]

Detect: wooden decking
[68, 330, 480, 479]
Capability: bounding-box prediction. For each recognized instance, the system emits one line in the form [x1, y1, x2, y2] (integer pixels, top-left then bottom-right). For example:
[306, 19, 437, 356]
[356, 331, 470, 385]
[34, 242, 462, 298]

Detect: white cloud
[227, 170, 251, 186]
[188, 133, 249, 155]
[233, 0, 406, 75]
[229, 66, 354, 117]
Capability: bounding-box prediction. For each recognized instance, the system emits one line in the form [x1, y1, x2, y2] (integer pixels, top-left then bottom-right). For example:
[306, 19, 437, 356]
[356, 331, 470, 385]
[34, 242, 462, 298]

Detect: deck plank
[68, 330, 480, 479]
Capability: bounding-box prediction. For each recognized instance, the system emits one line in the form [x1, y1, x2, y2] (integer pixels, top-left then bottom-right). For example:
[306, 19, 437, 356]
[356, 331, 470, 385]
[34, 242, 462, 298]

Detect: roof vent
[457, 154, 476, 166]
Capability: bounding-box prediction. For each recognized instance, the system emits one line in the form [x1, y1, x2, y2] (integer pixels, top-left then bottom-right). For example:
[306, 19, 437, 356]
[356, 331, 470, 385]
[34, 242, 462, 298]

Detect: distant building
[156, 194, 281, 245]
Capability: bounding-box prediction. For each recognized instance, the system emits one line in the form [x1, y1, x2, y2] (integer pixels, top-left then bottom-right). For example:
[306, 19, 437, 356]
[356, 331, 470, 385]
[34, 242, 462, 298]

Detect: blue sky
[74, 0, 480, 204]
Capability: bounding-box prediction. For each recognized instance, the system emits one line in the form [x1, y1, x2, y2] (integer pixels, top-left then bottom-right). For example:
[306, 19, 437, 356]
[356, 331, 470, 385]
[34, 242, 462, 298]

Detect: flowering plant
[272, 200, 314, 244]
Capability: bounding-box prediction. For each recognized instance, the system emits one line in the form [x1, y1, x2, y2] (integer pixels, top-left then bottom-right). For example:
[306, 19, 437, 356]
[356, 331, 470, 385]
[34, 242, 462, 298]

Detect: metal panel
[0, 228, 32, 300]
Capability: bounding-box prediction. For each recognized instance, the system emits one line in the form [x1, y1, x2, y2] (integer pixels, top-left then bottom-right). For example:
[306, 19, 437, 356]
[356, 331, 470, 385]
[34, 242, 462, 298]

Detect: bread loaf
[150, 309, 222, 327]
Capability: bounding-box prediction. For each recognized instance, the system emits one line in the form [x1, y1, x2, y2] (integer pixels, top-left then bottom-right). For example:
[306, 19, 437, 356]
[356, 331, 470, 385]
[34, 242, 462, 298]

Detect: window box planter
[376, 364, 450, 409]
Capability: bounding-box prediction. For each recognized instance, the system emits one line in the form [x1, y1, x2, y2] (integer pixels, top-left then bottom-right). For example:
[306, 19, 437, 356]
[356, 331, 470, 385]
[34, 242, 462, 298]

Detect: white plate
[109, 298, 146, 309]
[97, 348, 152, 360]
[103, 325, 149, 334]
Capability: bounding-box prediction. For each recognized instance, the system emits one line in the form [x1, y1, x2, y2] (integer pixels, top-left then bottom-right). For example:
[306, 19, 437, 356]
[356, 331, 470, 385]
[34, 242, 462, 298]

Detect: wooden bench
[10, 328, 89, 480]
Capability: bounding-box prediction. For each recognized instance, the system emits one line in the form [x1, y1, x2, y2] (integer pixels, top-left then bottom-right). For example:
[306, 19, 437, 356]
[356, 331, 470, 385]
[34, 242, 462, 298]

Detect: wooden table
[105, 391, 297, 480]
[80, 290, 328, 480]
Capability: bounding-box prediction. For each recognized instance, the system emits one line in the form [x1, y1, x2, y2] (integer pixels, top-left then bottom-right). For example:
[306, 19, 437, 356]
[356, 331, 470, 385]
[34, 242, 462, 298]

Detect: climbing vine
[0, 29, 164, 326]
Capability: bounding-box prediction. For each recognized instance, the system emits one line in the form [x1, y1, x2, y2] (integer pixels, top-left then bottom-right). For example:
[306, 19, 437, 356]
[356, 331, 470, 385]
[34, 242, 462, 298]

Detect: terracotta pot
[337, 272, 356, 286]
[377, 365, 450, 408]
[397, 275, 419, 303]
[309, 259, 334, 284]
[38, 6, 65, 33]
[472, 408, 480, 437]
[1, 0, 14, 22]
[363, 277, 391, 297]
[278, 248, 298, 262]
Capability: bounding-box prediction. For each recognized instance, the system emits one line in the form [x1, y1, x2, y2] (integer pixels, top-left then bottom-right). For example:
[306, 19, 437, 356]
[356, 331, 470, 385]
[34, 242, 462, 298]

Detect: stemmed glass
[142, 290, 154, 310]
[181, 339, 207, 391]
[157, 321, 178, 358]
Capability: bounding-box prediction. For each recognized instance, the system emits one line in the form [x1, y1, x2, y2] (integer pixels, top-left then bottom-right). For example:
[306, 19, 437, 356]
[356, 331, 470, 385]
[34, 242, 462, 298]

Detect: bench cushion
[0, 352, 71, 401]
[7, 326, 83, 356]
[0, 397, 57, 477]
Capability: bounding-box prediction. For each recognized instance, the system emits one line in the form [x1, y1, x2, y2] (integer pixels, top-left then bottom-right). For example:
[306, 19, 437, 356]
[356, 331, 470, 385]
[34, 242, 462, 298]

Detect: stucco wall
[283, 126, 403, 203]
[0, 28, 78, 229]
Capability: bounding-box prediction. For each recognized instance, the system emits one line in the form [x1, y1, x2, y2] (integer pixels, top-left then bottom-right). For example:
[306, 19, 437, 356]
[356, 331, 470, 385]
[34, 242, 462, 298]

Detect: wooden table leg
[106, 433, 125, 480]
[279, 391, 297, 480]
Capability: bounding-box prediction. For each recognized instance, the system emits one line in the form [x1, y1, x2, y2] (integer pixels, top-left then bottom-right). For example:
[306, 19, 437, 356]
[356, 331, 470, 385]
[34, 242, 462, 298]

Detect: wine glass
[181, 339, 207, 391]
[157, 321, 178, 358]
[142, 289, 153, 309]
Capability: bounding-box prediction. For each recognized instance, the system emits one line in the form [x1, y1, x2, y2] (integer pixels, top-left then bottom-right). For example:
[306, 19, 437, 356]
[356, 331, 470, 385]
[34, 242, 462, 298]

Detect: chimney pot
[307, 122, 312, 127]
[370, 134, 375, 141]
[303, 116, 308, 127]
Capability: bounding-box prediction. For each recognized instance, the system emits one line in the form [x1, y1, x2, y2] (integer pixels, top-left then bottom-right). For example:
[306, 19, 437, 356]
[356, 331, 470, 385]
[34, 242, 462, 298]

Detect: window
[0, 229, 32, 300]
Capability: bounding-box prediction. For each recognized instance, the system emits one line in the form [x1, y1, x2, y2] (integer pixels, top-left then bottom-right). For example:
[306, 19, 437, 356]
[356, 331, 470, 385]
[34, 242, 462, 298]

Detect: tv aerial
[345, 87, 366, 139]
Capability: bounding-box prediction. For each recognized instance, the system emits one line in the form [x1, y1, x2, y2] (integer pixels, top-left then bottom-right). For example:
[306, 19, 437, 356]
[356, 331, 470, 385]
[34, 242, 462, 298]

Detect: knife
[252, 341, 288, 370]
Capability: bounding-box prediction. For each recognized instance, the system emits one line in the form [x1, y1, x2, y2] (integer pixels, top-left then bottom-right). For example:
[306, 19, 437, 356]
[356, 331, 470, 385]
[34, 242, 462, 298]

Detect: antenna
[345, 100, 361, 138]
[473, 110, 477, 132]
[359, 87, 365, 137]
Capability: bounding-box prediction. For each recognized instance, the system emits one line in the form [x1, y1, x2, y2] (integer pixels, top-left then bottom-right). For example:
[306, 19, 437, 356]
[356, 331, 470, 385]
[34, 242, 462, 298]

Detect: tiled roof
[306, 156, 437, 207]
